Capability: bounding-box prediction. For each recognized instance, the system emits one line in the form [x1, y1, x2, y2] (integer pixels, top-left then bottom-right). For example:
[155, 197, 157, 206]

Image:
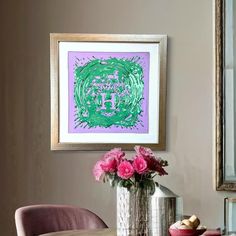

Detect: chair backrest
[15, 204, 108, 236]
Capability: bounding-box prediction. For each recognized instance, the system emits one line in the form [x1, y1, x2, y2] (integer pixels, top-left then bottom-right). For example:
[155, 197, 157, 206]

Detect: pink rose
[117, 161, 134, 179]
[103, 148, 125, 164]
[93, 160, 105, 181]
[99, 148, 125, 172]
[134, 146, 168, 176]
[134, 145, 154, 158]
[133, 156, 148, 174]
[100, 158, 117, 172]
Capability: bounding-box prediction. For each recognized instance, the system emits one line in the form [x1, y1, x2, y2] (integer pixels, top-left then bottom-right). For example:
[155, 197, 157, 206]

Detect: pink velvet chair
[15, 204, 108, 236]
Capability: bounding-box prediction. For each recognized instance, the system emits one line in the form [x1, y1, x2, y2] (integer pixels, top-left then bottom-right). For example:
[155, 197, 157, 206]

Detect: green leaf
[149, 181, 156, 195]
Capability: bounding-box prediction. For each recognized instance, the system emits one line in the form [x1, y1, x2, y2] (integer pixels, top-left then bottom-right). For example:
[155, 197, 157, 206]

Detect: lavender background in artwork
[68, 51, 150, 133]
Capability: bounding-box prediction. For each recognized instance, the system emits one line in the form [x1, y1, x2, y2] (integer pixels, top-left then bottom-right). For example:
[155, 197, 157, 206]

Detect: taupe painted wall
[0, 0, 232, 235]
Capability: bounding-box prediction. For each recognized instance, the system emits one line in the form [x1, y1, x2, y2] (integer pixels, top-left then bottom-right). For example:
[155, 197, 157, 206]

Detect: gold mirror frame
[215, 0, 236, 190]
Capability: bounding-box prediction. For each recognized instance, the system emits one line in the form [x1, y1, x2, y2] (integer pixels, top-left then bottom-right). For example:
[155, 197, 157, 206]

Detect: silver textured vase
[116, 184, 182, 236]
[117, 186, 149, 236]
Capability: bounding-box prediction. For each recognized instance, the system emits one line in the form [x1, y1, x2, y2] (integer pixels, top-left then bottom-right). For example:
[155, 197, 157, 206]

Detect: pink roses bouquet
[93, 146, 168, 194]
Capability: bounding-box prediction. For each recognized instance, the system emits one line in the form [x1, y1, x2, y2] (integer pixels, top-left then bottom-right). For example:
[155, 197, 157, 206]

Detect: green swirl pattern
[74, 57, 144, 129]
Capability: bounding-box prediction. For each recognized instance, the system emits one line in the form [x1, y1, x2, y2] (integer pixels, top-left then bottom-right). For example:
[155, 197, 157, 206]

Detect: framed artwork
[50, 34, 167, 150]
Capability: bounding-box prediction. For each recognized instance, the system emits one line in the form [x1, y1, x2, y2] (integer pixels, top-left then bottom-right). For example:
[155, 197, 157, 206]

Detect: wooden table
[39, 229, 116, 236]
[39, 229, 224, 236]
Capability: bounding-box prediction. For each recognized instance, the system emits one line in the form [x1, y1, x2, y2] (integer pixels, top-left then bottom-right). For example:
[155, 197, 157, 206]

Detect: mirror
[216, 0, 236, 190]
